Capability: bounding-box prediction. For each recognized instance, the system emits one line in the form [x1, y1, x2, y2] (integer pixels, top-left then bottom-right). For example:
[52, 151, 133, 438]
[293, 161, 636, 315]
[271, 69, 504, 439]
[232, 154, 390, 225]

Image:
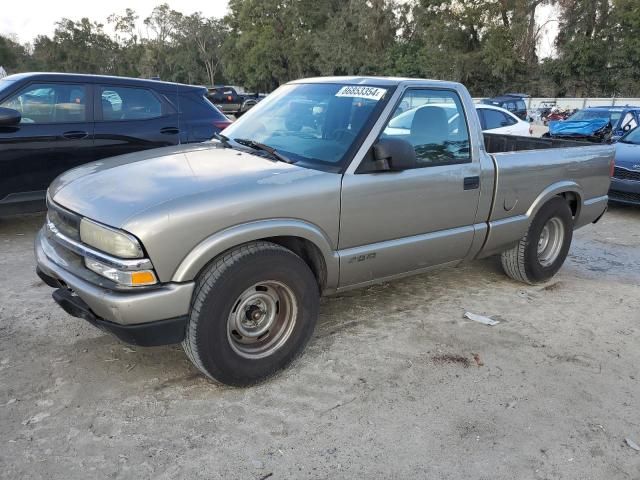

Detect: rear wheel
[182, 241, 319, 386]
[501, 197, 573, 284]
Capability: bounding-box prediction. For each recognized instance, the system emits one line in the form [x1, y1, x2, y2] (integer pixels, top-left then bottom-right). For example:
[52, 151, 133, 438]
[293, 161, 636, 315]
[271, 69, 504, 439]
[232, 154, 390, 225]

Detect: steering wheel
[329, 129, 357, 142]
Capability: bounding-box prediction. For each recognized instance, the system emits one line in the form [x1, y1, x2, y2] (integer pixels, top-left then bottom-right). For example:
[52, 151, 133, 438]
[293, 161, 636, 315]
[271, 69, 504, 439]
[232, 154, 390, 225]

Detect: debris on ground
[472, 353, 484, 367]
[464, 311, 500, 326]
[625, 438, 640, 451]
[21, 412, 50, 426]
[432, 354, 471, 368]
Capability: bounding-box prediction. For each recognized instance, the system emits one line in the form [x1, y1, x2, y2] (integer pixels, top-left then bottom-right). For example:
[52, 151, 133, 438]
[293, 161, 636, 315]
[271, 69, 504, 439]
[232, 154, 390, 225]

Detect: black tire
[183, 241, 319, 386]
[501, 197, 573, 284]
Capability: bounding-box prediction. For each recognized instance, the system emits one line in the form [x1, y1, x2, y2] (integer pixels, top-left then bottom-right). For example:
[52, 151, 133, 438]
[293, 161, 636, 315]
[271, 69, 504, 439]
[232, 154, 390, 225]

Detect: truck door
[338, 88, 481, 287]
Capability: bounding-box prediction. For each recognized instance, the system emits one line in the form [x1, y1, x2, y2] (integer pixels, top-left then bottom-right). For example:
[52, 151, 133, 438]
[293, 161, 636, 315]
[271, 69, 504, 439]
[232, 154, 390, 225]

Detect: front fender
[171, 219, 339, 289]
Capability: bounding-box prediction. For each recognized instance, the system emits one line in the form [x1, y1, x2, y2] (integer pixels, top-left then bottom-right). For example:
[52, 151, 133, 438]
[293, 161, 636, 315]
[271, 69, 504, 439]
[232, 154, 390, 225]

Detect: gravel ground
[1, 206, 639, 479]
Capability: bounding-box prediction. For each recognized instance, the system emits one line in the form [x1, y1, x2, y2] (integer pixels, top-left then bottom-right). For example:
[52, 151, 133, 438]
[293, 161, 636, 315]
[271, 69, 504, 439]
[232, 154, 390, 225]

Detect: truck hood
[614, 141, 640, 171]
[549, 118, 610, 137]
[50, 142, 324, 228]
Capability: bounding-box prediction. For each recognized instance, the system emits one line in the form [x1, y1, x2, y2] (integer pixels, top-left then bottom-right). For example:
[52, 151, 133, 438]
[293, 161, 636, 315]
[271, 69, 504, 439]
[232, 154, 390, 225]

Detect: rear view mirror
[0, 107, 21, 126]
[373, 137, 417, 171]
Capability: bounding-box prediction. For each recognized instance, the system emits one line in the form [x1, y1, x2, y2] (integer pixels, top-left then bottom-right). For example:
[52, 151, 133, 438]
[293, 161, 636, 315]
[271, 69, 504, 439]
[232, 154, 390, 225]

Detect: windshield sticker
[335, 86, 387, 101]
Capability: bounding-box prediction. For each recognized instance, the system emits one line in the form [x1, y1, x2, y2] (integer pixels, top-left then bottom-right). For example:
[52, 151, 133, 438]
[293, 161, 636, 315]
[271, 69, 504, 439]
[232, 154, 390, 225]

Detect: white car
[475, 103, 532, 136]
[385, 102, 532, 137]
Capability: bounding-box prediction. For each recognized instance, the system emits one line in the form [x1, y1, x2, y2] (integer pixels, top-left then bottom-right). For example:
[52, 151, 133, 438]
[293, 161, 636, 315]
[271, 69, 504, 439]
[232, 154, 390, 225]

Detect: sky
[0, 0, 230, 44]
[1, 0, 558, 58]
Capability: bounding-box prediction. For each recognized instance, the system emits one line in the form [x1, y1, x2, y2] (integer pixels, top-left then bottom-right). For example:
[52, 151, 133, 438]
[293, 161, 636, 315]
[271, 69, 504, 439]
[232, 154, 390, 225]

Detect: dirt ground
[1, 206, 639, 480]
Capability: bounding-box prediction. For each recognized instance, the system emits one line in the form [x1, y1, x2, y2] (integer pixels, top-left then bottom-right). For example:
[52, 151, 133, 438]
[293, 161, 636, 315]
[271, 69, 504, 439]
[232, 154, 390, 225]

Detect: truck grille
[47, 201, 81, 241]
[613, 167, 640, 182]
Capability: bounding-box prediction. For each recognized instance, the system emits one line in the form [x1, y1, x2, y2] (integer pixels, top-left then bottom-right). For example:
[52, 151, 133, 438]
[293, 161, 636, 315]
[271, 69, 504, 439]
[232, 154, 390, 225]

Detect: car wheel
[182, 241, 319, 386]
[500, 197, 573, 284]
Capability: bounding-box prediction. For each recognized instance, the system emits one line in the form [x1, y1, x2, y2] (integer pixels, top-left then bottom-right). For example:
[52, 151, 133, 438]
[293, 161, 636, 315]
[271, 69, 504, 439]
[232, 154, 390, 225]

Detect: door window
[482, 109, 515, 130]
[99, 86, 162, 121]
[1, 83, 87, 124]
[382, 89, 470, 167]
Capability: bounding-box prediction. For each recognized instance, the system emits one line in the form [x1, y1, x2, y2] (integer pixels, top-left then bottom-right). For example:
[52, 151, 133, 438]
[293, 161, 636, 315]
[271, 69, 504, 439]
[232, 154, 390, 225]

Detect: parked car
[207, 85, 265, 116]
[543, 108, 574, 125]
[547, 106, 640, 143]
[36, 77, 612, 386]
[387, 103, 531, 136]
[0, 72, 231, 215]
[609, 127, 640, 205]
[476, 104, 532, 136]
[480, 94, 528, 120]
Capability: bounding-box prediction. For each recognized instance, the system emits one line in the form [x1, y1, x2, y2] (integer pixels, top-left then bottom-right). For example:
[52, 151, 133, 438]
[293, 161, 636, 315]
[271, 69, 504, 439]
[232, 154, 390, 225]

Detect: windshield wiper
[233, 138, 295, 164]
[213, 131, 232, 148]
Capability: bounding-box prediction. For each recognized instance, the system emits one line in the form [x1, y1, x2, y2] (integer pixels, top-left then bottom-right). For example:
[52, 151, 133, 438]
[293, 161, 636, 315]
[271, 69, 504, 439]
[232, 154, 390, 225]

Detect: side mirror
[0, 107, 21, 126]
[373, 137, 417, 171]
[623, 124, 632, 132]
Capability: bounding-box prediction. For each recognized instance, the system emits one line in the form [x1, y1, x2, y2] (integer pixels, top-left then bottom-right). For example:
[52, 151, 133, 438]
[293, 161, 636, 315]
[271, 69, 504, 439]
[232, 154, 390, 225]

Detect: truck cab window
[382, 89, 470, 166]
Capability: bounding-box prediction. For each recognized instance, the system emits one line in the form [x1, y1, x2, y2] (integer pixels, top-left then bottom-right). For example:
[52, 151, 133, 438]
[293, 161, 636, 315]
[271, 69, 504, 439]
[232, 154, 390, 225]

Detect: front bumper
[35, 228, 194, 345]
[609, 177, 640, 205]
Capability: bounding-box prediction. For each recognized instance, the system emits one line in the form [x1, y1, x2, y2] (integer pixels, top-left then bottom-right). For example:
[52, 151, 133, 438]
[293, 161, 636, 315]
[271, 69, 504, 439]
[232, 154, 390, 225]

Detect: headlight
[85, 258, 157, 287]
[80, 218, 143, 258]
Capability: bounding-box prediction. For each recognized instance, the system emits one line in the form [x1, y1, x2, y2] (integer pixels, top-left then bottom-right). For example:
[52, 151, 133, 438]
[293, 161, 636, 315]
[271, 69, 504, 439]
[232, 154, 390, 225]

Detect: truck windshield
[222, 83, 393, 172]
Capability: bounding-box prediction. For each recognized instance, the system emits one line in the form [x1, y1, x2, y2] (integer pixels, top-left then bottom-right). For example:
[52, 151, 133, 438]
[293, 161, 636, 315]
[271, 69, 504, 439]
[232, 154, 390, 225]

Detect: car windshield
[568, 109, 622, 124]
[620, 126, 640, 145]
[221, 83, 393, 172]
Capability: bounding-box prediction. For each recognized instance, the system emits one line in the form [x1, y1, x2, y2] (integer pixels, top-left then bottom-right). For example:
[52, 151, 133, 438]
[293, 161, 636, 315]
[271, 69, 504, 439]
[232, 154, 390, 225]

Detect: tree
[0, 34, 29, 71]
[31, 18, 119, 74]
[178, 14, 228, 85]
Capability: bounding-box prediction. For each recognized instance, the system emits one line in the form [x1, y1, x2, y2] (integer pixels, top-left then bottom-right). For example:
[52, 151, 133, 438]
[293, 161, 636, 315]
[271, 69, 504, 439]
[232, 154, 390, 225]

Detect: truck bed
[479, 133, 613, 257]
[483, 133, 589, 153]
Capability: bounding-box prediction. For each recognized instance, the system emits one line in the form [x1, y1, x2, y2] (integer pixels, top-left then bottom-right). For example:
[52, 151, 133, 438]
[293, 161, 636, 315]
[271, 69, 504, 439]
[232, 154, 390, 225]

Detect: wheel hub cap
[227, 281, 298, 359]
[537, 217, 565, 267]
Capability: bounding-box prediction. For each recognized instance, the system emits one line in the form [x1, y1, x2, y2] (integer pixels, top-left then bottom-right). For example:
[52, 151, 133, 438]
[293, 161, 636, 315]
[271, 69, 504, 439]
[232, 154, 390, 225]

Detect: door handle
[160, 127, 180, 135]
[463, 176, 480, 190]
[62, 131, 88, 140]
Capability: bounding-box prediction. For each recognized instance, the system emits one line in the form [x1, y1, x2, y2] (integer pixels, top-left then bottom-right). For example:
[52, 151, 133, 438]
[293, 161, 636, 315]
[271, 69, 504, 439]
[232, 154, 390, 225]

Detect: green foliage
[0, 0, 639, 96]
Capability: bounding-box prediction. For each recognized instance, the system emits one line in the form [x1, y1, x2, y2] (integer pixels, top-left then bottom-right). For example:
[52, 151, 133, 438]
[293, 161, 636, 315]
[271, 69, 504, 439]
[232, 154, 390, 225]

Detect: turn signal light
[131, 271, 156, 285]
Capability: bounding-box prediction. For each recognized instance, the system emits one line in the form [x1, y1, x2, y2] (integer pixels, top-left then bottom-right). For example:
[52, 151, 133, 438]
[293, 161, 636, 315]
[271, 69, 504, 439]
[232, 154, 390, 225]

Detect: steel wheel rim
[227, 281, 298, 359]
[537, 217, 564, 267]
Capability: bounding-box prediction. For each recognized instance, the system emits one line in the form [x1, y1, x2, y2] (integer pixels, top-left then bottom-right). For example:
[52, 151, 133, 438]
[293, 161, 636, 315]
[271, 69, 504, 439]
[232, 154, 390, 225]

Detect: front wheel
[182, 241, 319, 386]
[501, 197, 573, 284]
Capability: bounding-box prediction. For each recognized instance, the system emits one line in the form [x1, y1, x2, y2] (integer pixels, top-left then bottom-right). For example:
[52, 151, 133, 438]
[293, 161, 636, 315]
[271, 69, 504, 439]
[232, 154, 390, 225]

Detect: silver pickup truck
[35, 77, 613, 386]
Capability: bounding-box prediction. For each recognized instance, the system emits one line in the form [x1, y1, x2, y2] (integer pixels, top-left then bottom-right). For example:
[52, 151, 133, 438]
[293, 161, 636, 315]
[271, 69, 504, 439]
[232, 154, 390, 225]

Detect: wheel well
[559, 191, 579, 217]
[263, 236, 327, 292]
